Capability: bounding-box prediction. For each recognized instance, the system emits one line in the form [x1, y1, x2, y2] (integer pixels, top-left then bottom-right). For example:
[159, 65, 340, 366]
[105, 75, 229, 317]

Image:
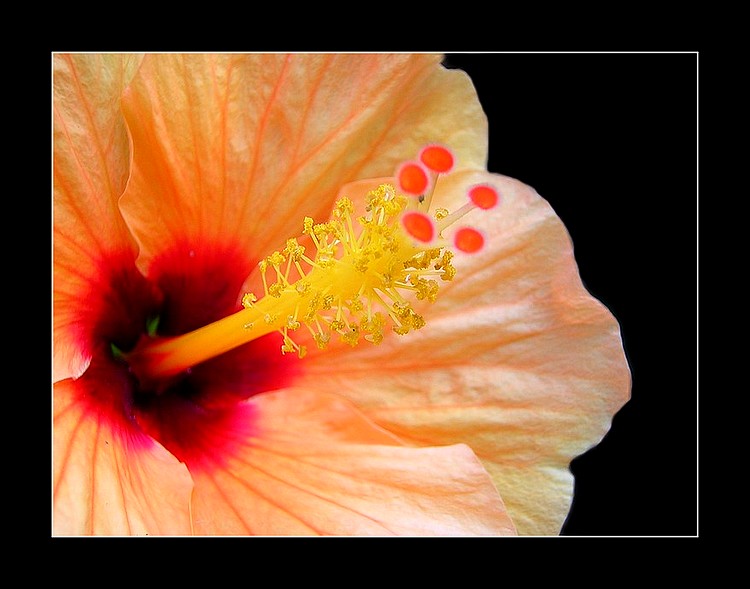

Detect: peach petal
[117, 54, 487, 288]
[53, 371, 194, 536]
[53, 53, 143, 381]
[189, 389, 516, 536]
[301, 171, 631, 535]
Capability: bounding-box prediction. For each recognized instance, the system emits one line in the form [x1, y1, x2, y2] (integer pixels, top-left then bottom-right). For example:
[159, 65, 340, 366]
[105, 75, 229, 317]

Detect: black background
[443, 53, 697, 536]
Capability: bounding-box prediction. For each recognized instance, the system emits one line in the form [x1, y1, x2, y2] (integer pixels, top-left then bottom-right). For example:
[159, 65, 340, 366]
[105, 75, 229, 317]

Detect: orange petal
[53, 363, 193, 535]
[189, 389, 516, 536]
[53, 53, 143, 381]
[301, 171, 631, 535]
[117, 54, 487, 283]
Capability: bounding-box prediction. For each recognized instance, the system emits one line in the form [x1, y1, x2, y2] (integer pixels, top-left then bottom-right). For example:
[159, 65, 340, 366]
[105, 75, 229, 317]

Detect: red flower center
[89, 240, 300, 468]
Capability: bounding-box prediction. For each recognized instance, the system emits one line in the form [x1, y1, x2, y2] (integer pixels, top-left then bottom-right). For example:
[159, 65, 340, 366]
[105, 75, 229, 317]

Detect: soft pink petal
[301, 171, 631, 535]
[189, 389, 516, 536]
[53, 53, 143, 381]
[117, 53, 487, 284]
[53, 363, 194, 535]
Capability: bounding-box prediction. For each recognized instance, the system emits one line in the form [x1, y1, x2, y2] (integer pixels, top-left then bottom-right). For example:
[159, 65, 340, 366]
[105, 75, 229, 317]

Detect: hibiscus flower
[53, 53, 630, 536]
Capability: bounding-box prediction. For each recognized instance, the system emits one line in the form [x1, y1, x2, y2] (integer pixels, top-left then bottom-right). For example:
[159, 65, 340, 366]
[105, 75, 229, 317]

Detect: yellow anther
[334, 197, 354, 216]
[281, 340, 295, 354]
[436, 250, 457, 281]
[313, 332, 330, 349]
[268, 282, 285, 298]
[363, 312, 385, 330]
[383, 196, 406, 217]
[303, 216, 314, 234]
[434, 208, 449, 220]
[362, 312, 385, 345]
[441, 263, 457, 281]
[393, 324, 410, 336]
[313, 222, 331, 239]
[364, 331, 384, 345]
[241, 292, 258, 308]
[341, 325, 360, 347]
[286, 315, 301, 330]
[393, 302, 412, 319]
[417, 278, 439, 302]
[366, 184, 390, 206]
[280, 333, 307, 358]
[284, 238, 305, 261]
[410, 248, 441, 270]
[436, 250, 453, 269]
[267, 251, 286, 267]
[296, 281, 310, 295]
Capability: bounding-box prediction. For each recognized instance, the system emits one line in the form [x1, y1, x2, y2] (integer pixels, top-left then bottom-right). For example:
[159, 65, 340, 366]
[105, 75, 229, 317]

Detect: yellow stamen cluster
[244, 184, 457, 357]
[125, 184, 463, 383]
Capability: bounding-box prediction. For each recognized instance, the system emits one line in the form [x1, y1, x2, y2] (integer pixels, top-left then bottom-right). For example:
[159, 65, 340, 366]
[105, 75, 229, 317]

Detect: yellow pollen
[241, 183, 458, 353]
[125, 183, 465, 381]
